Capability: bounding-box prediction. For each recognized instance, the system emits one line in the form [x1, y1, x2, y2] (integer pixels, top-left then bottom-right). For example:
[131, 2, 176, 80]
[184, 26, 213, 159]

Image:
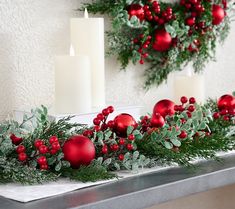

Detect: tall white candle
[70, 9, 105, 109]
[173, 64, 205, 104]
[55, 46, 92, 114]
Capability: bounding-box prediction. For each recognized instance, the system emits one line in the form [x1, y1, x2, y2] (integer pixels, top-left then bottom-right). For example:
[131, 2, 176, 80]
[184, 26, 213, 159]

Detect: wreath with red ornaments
[81, 0, 234, 88]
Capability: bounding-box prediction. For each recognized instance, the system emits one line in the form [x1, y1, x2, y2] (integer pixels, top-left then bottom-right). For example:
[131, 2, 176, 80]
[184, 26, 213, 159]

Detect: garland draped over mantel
[80, 0, 235, 88]
[0, 93, 235, 184]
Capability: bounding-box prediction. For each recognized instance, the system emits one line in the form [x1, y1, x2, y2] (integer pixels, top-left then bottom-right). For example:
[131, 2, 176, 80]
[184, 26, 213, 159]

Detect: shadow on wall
[0, 34, 15, 120]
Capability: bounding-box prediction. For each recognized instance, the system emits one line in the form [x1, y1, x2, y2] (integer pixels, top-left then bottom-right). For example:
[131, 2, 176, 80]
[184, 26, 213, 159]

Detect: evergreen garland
[0, 94, 234, 184]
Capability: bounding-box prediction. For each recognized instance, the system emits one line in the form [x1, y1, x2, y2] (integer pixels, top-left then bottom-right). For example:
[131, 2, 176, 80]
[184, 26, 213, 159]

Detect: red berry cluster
[34, 136, 61, 170]
[181, 0, 205, 16]
[101, 132, 135, 162]
[143, 1, 175, 24]
[213, 109, 235, 122]
[174, 96, 196, 120]
[12, 135, 62, 170]
[134, 34, 152, 65]
[91, 106, 114, 132]
[140, 115, 150, 132]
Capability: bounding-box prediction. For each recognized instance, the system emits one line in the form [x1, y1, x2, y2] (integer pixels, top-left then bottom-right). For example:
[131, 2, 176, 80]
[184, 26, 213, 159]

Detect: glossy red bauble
[151, 113, 165, 128]
[113, 113, 137, 137]
[212, 4, 225, 25]
[217, 94, 235, 110]
[152, 29, 172, 52]
[62, 135, 95, 168]
[127, 4, 145, 21]
[153, 99, 175, 118]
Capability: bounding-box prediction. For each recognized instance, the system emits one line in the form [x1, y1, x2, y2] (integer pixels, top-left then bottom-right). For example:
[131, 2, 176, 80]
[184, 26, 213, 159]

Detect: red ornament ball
[127, 4, 145, 21]
[151, 113, 165, 128]
[62, 135, 95, 168]
[217, 94, 235, 110]
[153, 99, 175, 118]
[212, 4, 225, 25]
[113, 113, 137, 137]
[152, 29, 172, 52]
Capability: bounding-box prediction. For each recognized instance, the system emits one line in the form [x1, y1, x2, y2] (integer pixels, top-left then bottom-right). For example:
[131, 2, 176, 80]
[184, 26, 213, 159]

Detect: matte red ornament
[113, 113, 137, 137]
[151, 113, 165, 128]
[152, 29, 172, 52]
[217, 94, 235, 110]
[153, 99, 175, 118]
[62, 135, 95, 168]
[127, 4, 145, 21]
[212, 4, 225, 25]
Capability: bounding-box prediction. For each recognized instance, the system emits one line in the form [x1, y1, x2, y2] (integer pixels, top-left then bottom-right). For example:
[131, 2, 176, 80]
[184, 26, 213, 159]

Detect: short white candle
[173, 64, 205, 104]
[70, 9, 105, 109]
[55, 46, 92, 114]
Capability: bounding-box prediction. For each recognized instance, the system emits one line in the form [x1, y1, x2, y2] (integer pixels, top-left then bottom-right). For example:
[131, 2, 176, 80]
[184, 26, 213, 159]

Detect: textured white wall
[0, 0, 234, 119]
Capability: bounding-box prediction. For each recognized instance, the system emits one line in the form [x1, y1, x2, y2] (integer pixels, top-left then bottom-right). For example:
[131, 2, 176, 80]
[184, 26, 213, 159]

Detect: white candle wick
[84, 8, 89, 18]
[70, 45, 75, 56]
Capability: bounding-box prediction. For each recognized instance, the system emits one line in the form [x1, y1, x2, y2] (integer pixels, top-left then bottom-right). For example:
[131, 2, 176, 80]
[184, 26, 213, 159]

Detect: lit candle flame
[84, 8, 89, 18]
[70, 45, 75, 56]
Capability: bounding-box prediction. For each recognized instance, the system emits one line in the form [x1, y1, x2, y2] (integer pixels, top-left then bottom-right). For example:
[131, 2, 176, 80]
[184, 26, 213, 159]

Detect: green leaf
[55, 161, 62, 172]
[103, 158, 112, 167]
[133, 151, 139, 160]
[164, 141, 173, 149]
[127, 126, 134, 135]
[62, 161, 70, 168]
[57, 153, 64, 161]
[171, 138, 181, 147]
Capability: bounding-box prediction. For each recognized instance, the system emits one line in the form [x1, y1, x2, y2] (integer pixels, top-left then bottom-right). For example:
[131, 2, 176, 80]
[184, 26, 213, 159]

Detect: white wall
[0, 0, 234, 119]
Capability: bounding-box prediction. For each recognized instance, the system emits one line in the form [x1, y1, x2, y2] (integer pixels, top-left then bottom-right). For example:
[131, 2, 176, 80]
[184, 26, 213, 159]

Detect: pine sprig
[61, 160, 117, 182]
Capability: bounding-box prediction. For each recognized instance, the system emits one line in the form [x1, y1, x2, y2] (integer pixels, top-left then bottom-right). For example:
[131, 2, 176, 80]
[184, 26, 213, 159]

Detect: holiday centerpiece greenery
[0, 93, 234, 184]
[80, 0, 235, 88]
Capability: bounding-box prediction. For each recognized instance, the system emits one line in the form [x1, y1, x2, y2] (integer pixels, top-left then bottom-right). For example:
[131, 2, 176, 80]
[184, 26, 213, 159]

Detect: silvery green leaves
[150, 104, 211, 150]
[122, 151, 151, 171]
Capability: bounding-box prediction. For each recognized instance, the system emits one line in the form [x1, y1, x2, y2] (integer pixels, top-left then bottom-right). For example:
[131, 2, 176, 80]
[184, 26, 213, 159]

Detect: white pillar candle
[173, 64, 205, 104]
[70, 9, 105, 109]
[55, 46, 92, 114]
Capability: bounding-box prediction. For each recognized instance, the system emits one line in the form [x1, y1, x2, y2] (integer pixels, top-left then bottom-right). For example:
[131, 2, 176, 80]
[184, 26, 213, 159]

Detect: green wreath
[81, 0, 234, 88]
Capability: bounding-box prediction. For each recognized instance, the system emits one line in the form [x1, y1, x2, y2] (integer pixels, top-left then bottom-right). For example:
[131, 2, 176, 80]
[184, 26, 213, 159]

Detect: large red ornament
[153, 99, 175, 118]
[151, 113, 165, 128]
[113, 113, 137, 137]
[217, 94, 235, 110]
[127, 4, 145, 21]
[62, 135, 95, 168]
[152, 29, 172, 52]
[212, 4, 225, 25]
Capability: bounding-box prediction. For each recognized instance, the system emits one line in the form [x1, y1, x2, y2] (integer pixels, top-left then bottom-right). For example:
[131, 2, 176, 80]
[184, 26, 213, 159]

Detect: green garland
[0, 94, 235, 184]
[80, 0, 234, 88]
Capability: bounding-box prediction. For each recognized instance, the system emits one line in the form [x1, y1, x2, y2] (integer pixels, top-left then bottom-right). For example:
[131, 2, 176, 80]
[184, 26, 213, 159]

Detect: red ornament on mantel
[217, 94, 235, 110]
[151, 113, 165, 128]
[113, 113, 137, 137]
[62, 135, 95, 168]
[212, 4, 225, 25]
[127, 4, 145, 21]
[153, 99, 175, 118]
[152, 29, 172, 52]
